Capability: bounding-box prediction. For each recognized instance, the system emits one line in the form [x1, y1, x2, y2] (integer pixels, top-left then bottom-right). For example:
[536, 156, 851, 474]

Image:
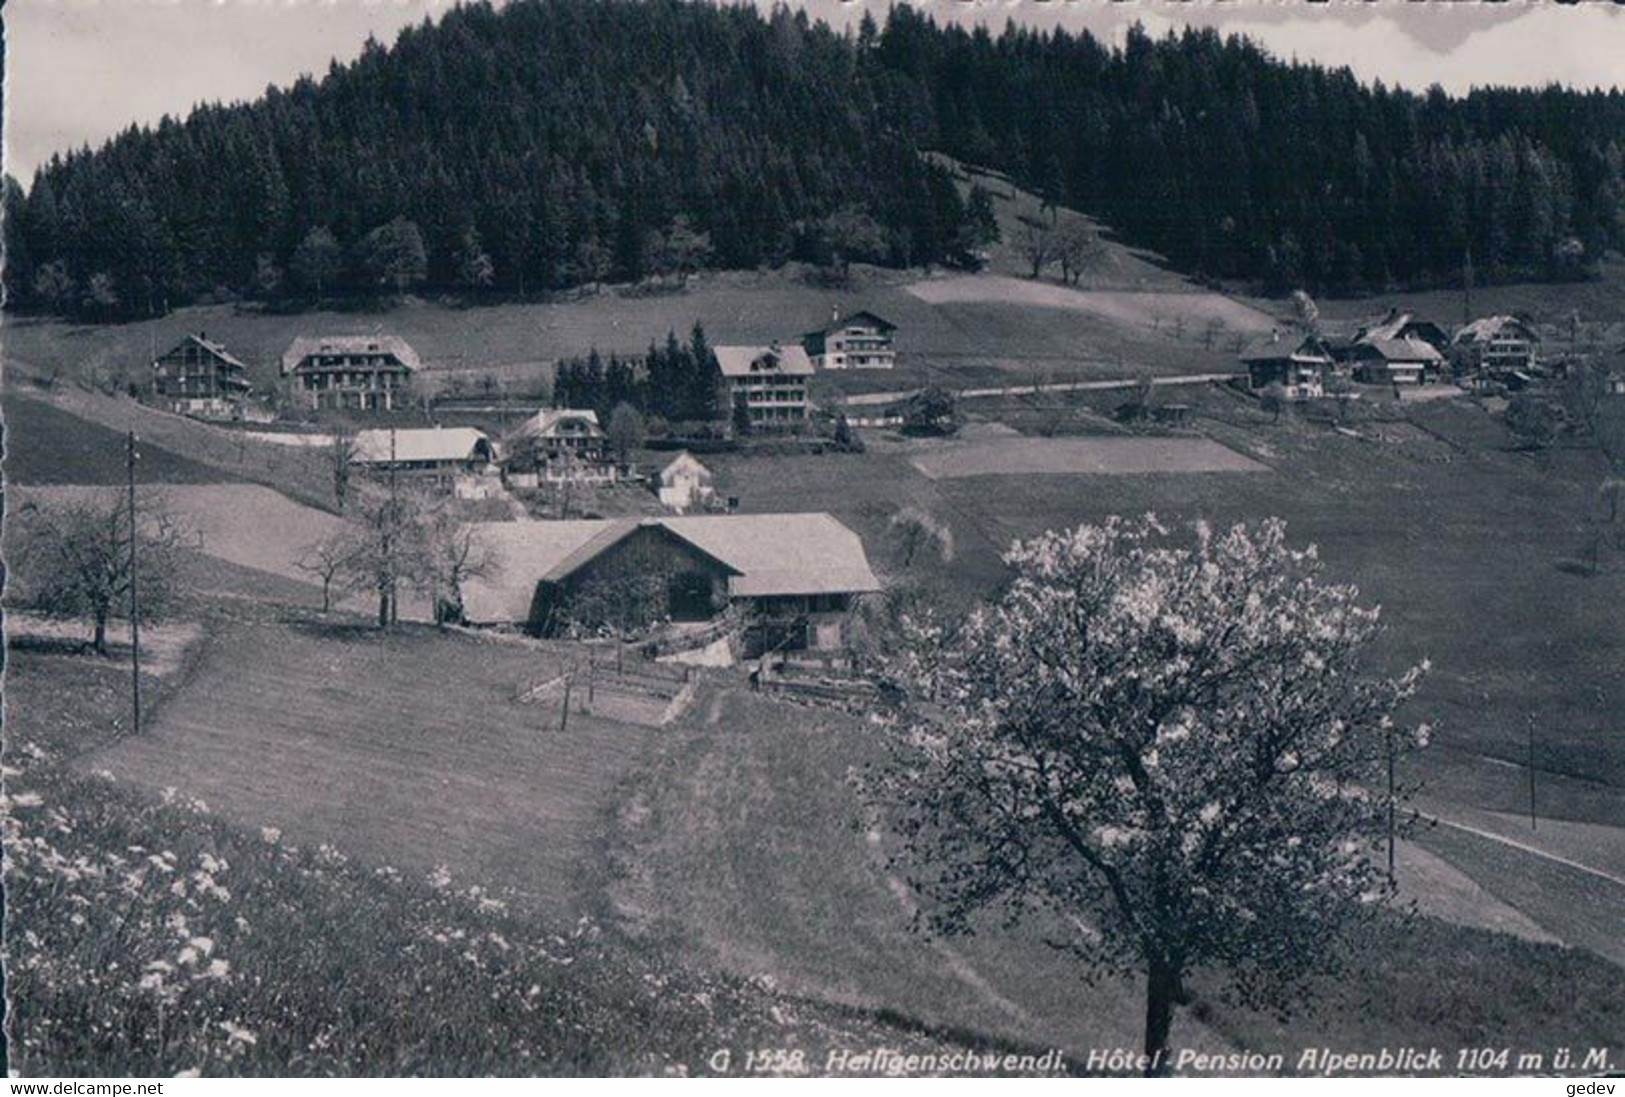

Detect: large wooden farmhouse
[461, 513, 880, 653]
[1239, 332, 1333, 398]
[714, 344, 813, 427]
[151, 332, 252, 419]
[502, 408, 616, 486]
[1349, 337, 1443, 385]
[282, 335, 419, 412]
[1354, 310, 1452, 355]
[350, 427, 495, 480]
[802, 309, 897, 370]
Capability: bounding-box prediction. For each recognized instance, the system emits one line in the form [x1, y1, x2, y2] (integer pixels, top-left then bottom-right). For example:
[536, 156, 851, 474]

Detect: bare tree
[294, 532, 361, 614]
[869, 517, 1430, 1073]
[339, 484, 431, 627]
[421, 507, 499, 626]
[1056, 219, 1107, 285]
[14, 492, 191, 655]
[1015, 215, 1057, 279]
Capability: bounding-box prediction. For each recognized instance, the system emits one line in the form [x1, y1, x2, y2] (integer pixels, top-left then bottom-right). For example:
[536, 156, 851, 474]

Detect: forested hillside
[6, 0, 1625, 318]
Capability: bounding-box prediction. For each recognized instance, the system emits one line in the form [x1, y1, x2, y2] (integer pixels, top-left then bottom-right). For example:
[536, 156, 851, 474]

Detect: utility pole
[559, 668, 573, 734]
[1462, 247, 1474, 328]
[1527, 713, 1538, 832]
[1387, 725, 1397, 886]
[126, 432, 143, 737]
[386, 426, 399, 627]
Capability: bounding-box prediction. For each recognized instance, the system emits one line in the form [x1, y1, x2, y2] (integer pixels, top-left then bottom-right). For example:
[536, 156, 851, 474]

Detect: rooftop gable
[281, 335, 421, 375]
[714, 344, 814, 377]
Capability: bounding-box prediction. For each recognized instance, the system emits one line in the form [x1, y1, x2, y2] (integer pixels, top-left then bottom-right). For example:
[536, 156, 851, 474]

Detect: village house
[150, 332, 253, 420]
[281, 335, 418, 413]
[350, 427, 496, 488]
[714, 343, 813, 428]
[1452, 316, 1540, 377]
[1354, 310, 1452, 355]
[461, 513, 881, 654]
[654, 451, 716, 513]
[802, 308, 897, 370]
[1348, 337, 1443, 386]
[1239, 332, 1333, 398]
[502, 408, 616, 487]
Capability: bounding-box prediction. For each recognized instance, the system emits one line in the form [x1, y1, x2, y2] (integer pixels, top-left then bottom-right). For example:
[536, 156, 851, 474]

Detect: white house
[802, 309, 897, 370]
[655, 451, 716, 513]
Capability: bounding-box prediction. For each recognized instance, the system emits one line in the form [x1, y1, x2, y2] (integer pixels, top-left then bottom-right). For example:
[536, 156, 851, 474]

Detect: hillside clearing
[909, 436, 1268, 479]
[906, 274, 1273, 335]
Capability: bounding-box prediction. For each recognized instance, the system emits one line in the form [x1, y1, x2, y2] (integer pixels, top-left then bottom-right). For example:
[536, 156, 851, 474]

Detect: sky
[6, 0, 1625, 185]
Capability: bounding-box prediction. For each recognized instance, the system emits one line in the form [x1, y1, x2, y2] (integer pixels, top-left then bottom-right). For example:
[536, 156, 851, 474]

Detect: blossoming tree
[871, 516, 1431, 1074]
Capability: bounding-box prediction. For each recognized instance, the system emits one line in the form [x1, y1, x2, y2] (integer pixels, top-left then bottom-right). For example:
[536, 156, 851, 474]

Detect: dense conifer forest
[6, 0, 1624, 318]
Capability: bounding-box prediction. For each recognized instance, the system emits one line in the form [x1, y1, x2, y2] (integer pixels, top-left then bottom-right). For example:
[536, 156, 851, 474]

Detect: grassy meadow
[2, 633, 1004, 1076]
[606, 680, 1625, 1074]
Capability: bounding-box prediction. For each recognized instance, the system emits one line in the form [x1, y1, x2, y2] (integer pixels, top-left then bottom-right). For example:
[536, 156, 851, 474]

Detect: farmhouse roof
[1239, 332, 1332, 364]
[659, 450, 712, 485]
[460, 513, 881, 623]
[804, 309, 897, 337]
[280, 335, 422, 375]
[1359, 337, 1443, 364]
[713, 344, 814, 378]
[664, 514, 881, 597]
[1356, 311, 1451, 348]
[161, 333, 252, 376]
[1453, 315, 1539, 346]
[513, 408, 604, 439]
[350, 427, 492, 465]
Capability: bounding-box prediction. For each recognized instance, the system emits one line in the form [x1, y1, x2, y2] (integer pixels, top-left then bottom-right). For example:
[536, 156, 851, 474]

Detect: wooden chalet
[151, 332, 252, 419]
[1349, 337, 1443, 386]
[802, 308, 897, 370]
[503, 408, 616, 486]
[282, 335, 418, 413]
[1239, 332, 1333, 398]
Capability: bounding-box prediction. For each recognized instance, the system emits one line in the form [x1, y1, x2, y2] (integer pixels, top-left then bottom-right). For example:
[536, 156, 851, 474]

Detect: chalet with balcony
[151, 333, 252, 419]
[715, 343, 813, 427]
[282, 335, 418, 413]
[503, 408, 616, 486]
[1349, 337, 1443, 386]
[802, 308, 897, 370]
[1452, 316, 1540, 377]
[1240, 332, 1333, 398]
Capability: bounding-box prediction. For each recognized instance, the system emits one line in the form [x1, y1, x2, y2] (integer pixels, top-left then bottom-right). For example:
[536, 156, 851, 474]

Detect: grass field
[908, 436, 1268, 479]
[3, 646, 989, 1076]
[84, 620, 656, 922]
[607, 682, 1625, 1074]
[2, 387, 336, 506]
[3, 391, 239, 485]
[707, 390, 1625, 835]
